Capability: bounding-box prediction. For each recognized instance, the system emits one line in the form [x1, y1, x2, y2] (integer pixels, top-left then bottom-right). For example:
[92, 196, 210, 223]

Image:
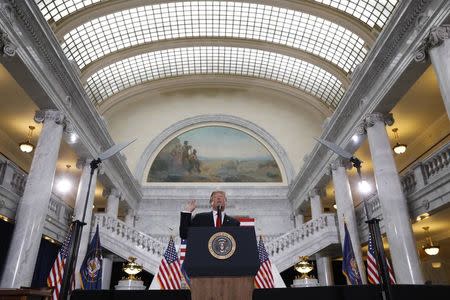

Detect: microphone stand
[350, 157, 393, 300]
[59, 158, 101, 300]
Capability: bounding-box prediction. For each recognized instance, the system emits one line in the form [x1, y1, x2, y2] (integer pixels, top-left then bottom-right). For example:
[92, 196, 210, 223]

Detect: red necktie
[215, 212, 222, 227]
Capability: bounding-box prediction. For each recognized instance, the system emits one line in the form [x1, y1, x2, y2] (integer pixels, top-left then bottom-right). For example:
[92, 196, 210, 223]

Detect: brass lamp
[422, 227, 440, 256]
[294, 256, 314, 279]
[122, 256, 143, 280]
[19, 126, 35, 153]
[392, 128, 407, 154]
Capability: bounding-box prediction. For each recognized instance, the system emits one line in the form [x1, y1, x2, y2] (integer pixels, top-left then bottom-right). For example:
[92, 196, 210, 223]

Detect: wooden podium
[183, 227, 259, 300]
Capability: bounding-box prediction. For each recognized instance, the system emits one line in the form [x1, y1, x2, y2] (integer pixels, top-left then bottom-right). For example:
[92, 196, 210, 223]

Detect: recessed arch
[80, 38, 351, 88]
[98, 75, 333, 117]
[85, 46, 346, 108]
[135, 114, 295, 184]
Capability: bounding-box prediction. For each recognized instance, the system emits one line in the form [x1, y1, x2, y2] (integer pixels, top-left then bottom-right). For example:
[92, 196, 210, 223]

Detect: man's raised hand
[185, 199, 196, 213]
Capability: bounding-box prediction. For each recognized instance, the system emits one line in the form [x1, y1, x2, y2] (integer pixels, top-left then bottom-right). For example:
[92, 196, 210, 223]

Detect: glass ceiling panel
[85, 47, 345, 108]
[36, 0, 102, 22]
[36, 0, 398, 29]
[61, 2, 367, 73]
[314, 0, 398, 28]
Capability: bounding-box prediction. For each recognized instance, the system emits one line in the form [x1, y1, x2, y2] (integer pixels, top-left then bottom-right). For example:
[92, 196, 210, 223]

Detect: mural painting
[147, 126, 282, 182]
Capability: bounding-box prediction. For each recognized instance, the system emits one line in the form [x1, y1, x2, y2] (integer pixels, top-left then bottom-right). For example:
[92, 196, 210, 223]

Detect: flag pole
[351, 157, 393, 300]
[60, 158, 101, 300]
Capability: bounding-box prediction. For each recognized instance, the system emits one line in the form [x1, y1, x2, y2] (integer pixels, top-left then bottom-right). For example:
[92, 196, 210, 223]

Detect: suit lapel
[209, 211, 215, 227]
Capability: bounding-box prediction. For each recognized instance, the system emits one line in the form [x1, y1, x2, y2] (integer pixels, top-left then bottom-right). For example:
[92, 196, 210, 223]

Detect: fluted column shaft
[295, 213, 304, 227]
[74, 159, 98, 288]
[331, 161, 367, 283]
[364, 113, 424, 284]
[1, 110, 66, 287]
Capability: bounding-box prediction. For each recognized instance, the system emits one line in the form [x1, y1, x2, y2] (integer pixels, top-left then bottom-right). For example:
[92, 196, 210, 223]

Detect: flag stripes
[157, 238, 182, 290]
[255, 237, 274, 288]
[47, 225, 74, 300]
[367, 233, 396, 284]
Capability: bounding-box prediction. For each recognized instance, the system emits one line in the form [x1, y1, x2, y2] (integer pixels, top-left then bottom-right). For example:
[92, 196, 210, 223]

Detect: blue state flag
[80, 224, 103, 289]
[342, 222, 362, 285]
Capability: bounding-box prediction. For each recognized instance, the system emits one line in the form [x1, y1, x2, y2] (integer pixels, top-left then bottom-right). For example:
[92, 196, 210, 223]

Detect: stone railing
[0, 154, 27, 199]
[265, 214, 339, 272]
[355, 142, 450, 242]
[94, 213, 165, 274]
[0, 153, 73, 242]
[400, 142, 450, 195]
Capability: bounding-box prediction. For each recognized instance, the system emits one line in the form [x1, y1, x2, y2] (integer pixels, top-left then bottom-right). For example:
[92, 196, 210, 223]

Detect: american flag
[157, 237, 182, 289]
[254, 237, 274, 288]
[179, 239, 187, 265]
[47, 225, 75, 300]
[238, 217, 255, 227]
[367, 233, 396, 284]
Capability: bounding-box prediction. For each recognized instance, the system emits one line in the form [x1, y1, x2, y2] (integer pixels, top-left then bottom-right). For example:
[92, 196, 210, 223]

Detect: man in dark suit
[179, 190, 240, 239]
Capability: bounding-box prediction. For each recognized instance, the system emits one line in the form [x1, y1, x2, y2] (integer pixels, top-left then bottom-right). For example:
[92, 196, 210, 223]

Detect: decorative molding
[0, 30, 16, 56]
[0, 2, 14, 24]
[330, 157, 352, 171]
[135, 114, 295, 184]
[415, 24, 450, 62]
[34, 109, 65, 125]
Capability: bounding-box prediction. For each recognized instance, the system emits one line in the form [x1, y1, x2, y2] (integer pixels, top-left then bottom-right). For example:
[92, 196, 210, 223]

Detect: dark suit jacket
[179, 211, 240, 239]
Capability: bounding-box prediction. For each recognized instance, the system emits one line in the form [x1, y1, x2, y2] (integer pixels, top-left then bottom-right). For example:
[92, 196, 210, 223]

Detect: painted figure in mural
[181, 140, 192, 170]
[188, 149, 201, 173]
[179, 190, 240, 239]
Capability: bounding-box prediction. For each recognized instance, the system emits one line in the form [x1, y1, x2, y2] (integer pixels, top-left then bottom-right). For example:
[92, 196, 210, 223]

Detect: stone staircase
[94, 212, 340, 274]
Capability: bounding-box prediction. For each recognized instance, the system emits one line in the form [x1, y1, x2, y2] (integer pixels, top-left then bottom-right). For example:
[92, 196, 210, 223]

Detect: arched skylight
[85, 46, 345, 107]
[36, 0, 398, 29]
[61, 2, 367, 73]
[315, 0, 398, 29]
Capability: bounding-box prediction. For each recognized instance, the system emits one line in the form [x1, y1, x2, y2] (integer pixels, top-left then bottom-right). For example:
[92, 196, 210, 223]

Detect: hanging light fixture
[19, 125, 35, 153]
[422, 226, 440, 256]
[392, 128, 407, 154]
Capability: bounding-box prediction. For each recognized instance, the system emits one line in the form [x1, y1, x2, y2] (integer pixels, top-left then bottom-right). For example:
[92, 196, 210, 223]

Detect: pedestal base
[291, 277, 319, 287]
[115, 279, 146, 290]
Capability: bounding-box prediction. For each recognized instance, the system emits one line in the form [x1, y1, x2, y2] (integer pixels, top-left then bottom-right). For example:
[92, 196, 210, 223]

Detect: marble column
[295, 212, 304, 227]
[310, 188, 334, 285]
[316, 254, 334, 286]
[104, 188, 120, 218]
[125, 209, 135, 227]
[416, 25, 450, 117]
[74, 158, 99, 288]
[309, 188, 323, 219]
[102, 255, 114, 289]
[1, 110, 67, 288]
[331, 158, 367, 283]
[362, 113, 424, 284]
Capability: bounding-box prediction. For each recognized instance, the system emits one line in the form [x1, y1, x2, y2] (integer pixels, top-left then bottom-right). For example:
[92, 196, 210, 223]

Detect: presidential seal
[208, 232, 236, 260]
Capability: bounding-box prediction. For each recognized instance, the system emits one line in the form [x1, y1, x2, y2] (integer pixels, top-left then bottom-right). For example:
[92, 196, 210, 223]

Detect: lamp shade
[393, 142, 407, 154]
[19, 141, 34, 153]
[424, 245, 440, 256]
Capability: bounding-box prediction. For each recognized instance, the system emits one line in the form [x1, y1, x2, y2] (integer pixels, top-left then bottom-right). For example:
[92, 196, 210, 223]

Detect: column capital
[358, 112, 394, 134]
[309, 187, 325, 198]
[0, 30, 16, 57]
[330, 157, 352, 171]
[102, 187, 121, 198]
[415, 25, 450, 62]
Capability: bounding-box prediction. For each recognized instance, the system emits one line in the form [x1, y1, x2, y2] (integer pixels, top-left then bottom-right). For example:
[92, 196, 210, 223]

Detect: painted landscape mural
[147, 126, 282, 182]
